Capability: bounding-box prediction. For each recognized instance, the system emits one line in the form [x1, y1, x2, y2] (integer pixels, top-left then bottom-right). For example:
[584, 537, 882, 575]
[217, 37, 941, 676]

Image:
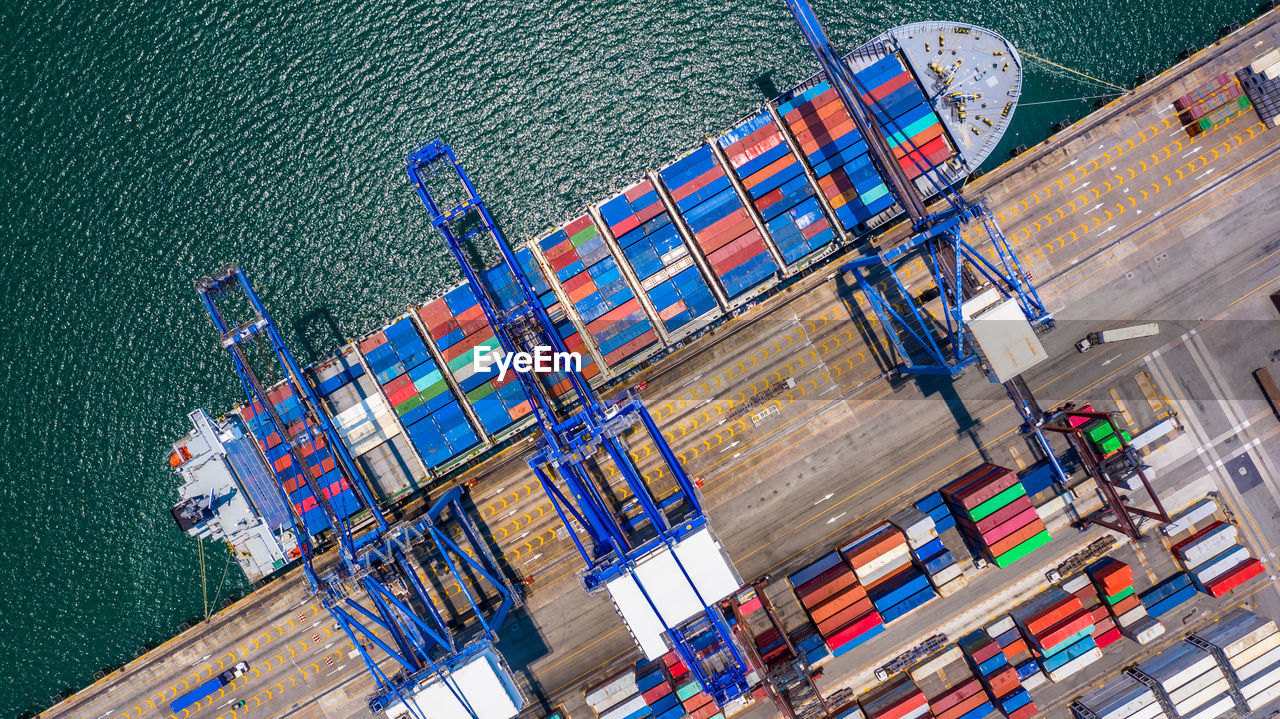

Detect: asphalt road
[45, 9, 1280, 719]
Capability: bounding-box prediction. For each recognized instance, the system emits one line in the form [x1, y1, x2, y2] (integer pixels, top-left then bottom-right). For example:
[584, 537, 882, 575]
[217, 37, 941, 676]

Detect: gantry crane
[198, 267, 524, 719]
[783, 0, 1051, 377]
[406, 141, 754, 705]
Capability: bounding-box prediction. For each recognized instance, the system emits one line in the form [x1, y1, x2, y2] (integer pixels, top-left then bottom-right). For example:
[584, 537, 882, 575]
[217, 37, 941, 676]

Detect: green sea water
[0, 0, 1266, 713]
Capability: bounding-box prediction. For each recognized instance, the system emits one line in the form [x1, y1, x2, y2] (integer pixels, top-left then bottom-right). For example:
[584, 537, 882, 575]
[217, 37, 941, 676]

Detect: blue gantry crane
[406, 140, 755, 705]
[782, 0, 1051, 377]
[198, 267, 525, 719]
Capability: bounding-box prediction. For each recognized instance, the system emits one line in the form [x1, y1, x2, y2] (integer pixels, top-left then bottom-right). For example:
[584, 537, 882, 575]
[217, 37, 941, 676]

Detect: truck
[170, 661, 250, 713]
[1074, 323, 1159, 352]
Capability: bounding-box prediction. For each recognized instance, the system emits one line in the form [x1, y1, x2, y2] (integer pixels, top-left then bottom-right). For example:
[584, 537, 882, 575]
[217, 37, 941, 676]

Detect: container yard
[41, 5, 1280, 719]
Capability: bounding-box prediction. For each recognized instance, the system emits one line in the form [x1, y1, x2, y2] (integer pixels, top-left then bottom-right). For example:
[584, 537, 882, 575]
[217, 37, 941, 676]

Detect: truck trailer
[1075, 323, 1159, 352]
[170, 661, 250, 713]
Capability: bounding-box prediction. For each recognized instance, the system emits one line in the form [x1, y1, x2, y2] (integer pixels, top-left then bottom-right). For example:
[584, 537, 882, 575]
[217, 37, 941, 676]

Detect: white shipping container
[1170, 675, 1228, 711]
[1062, 574, 1091, 594]
[1092, 685, 1155, 717]
[1234, 643, 1280, 680]
[852, 540, 910, 575]
[1181, 527, 1240, 567]
[592, 688, 639, 715]
[1036, 494, 1068, 517]
[1265, 62, 1280, 81]
[585, 670, 636, 708]
[599, 693, 647, 719]
[899, 705, 929, 719]
[1194, 545, 1250, 584]
[1124, 701, 1167, 719]
[1119, 606, 1150, 626]
[1162, 498, 1217, 537]
[909, 647, 964, 680]
[1229, 627, 1280, 665]
[1155, 655, 1217, 690]
[1247, 680, 1280, 711]
[856, 549, 912, 586]
[1021, 671, 1046, 691]
[985, 616, 1016, 637]
[1242, 664, 1280, 699]
[930, 563, 964, 585]
[936, 574, 967, 598]
[1200, 610, 1278, 658]
[1048, 647, 1103, 682]
[1122, 617, 1166, 645]
[1180, 694, 1235, 719]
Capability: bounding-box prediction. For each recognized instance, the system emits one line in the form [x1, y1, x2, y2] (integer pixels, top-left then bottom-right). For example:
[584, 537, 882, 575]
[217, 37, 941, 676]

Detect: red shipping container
[1008, 704, 1038, 719]
[1074, 583, 1100, 605]
[691, 702, 720, 719]
[874, 690, 927, 719]
[1205, 557, 1264, 597]
[983, 666, 1019, 697]
[1023, 596, 1085, 636]
[866, 71, 913, 103]
[623, 180, 653, 203]
[816, 596, 876, 635]
[795, 563, 857, 602]
[642, 683, 671, 704]
[1095, 626, 1123, 648]
[843, 527, 908, 568]
[942, 466, 1017, 507]
[1034, 609, 1094, 653]
[825, 610, 882, 647]
[783, 88, 840, 122]
[983, 507, 1039, 544]
[985, 520, 1045, 557]
[937, 691, 989, 719]
[808, 589, 862, 623]
[966, 637, 1002, 664]
[1169, 520, 1226, 555]
[605, 332, 658, 365]
[1109, 593, 1141, 616]
[929, 678, 980, 713]
[1001, 638, 1028, 661]
[670, 166, 724, 203]
[971, 496, 1034, 533]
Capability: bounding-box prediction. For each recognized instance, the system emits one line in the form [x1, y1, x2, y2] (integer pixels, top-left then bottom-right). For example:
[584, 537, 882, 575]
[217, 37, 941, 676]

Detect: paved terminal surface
[44, 10, 1280, 719]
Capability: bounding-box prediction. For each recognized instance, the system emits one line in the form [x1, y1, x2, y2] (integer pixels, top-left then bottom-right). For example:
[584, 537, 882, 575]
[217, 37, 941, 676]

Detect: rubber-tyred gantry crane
[407, 140, 755, 705]
[198, 267, 525, 719]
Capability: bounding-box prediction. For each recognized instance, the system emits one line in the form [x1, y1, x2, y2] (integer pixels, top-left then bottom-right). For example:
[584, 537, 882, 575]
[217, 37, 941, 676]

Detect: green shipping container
[993, 530, 1052, 568]
[1105, 586, 1136, 605]
[968, 483, 1029, 521]
[1199, 117, 1214, 131]
[570, 224, 598, 246]
[1240, 96, 1253, 110]
[396, 392, 423, 417]
[1097, 434, 1123, 455]
[1084, 419, 1115, 444]
[418, 379, 451, 404]
[467, 382, 496, 403]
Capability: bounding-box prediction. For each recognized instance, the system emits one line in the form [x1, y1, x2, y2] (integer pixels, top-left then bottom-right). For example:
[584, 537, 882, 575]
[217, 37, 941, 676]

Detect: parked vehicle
[1075, 323, 1159, 352]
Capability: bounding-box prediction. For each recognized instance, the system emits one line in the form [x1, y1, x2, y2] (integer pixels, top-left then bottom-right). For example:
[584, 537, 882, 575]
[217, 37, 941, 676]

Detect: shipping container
[535, 215, 661, 372]
[716, 109, 838, 270]
[657, 145, 780, 305]
[307, 346, 431, 501]
[598, 179, 723, 341]
[358, 315, 484, 472]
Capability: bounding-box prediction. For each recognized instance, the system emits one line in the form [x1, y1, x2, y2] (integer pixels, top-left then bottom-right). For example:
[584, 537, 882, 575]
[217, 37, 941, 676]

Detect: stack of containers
[857, 54, 955, 180]
[1192, 93, 1251, 134]
[957, 630, 1036, 719]
[1133, 642, 1232, 719]
[841, 523, 937, 624]
[792, 625, 833, 668]
[1082, 559, 1130, 648]
[914, 493, 956, 533]
[1172, 520, 1265, 597]
[636, 657, 683, 719]
[657, 145, 778, 299]
[788, 552, 884, 655]
[925, 673, 995, 719]
[716, 110, 836, 267]
[1139, 573, 1197, 619]
[1195, 609, 1280, 712]
[416, 286, 529, 439]
[891, 508, 962, 597]
[985, 615, 1043, 691]
[537, 215, 659, 369]
[359, 316, 480, 471]
[1082, 417, 1131, 458]
[671, 654, 721, 719]
[941, 464, 1050, 568]
[1067, 573, 1121, 651]
[598, 180, 720, 337]
[239, 392, 360, 535]
[510, 246, 601, 395]
[1071, 675, 1168, 719]
[1161, 498, 1217, 537]
[858, 675, 930, 719]
[1010, 587, 1101, 682]
[775, 81, 895, 232]
[587, 666, 649, 719]
[307, 348, 427, 499]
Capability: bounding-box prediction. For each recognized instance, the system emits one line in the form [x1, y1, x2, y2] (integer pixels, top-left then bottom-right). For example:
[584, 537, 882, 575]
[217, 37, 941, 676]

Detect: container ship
[169, 22, 1023, 582]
